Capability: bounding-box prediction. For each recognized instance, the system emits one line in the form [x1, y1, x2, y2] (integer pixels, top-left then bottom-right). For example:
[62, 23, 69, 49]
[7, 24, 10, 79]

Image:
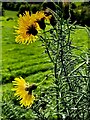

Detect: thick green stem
[87, 55, 90, 118]
[46, 46, 54, 64]
[86, 27, 90, 118]
[60, 42, 72, 91]
[54, 62, 60, 120]
[54, 24, 61, 119]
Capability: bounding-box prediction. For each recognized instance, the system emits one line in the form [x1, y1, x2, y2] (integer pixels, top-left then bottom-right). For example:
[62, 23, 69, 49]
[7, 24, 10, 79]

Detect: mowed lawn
[2, 10, 88, 93]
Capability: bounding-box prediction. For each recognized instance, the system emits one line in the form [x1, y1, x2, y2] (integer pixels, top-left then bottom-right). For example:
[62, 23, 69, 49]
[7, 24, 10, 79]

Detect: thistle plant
[12, 2, 89, 120]
[85, 26, 90, 119]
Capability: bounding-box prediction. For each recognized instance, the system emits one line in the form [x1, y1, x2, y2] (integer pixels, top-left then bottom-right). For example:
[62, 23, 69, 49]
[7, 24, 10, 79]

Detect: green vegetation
[1, 10, 89, 119]
[2, 2, 90, 27]
[1, 10, 53, 120]
[2, 10, 88, 83]
[2, 10, 53, 85]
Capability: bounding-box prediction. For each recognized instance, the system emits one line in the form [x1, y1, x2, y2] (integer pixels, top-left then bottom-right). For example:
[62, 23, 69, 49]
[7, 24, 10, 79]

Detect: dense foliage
[2, 2, 90, 26]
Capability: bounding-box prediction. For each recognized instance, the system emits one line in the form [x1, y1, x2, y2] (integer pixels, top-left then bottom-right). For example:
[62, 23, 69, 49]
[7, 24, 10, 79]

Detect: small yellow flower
[12, 77, 37, 107]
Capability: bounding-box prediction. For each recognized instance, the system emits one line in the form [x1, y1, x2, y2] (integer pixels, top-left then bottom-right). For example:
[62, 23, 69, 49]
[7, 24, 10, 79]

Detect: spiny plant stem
[54, 62, 60, 120]
[86, 26, 90, 119]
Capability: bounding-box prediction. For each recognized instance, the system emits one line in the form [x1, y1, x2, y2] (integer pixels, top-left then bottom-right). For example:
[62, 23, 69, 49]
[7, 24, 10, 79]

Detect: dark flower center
[26, 25, 38, 36]
[37, 18, 46, 30]
[25, 84, 37, 94]
[50, 15, 56, 27]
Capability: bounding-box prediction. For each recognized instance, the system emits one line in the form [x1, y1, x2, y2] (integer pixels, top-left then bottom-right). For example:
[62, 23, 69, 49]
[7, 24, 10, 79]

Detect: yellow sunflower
[34, 10, 52, 30]
[15, 11, 51, 44]
[12, 77, 37, 107]
[15, 11, 40, 44]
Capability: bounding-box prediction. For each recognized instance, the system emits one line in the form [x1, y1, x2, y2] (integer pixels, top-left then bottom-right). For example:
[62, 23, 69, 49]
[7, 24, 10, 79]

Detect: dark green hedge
[2, 2, 90, 26]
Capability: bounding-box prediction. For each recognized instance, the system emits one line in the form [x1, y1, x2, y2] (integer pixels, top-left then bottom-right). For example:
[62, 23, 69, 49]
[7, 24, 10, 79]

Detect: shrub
[31, 3, 42, 14]
[71, 3, 77, 9]
[80, 6, 90, 26]
[0, 2, 4, 16]
[2, 2, 21, 11]
[70, 2, 90, 27]
[42, 2, 56, 11]
[17, 3, 31, 17]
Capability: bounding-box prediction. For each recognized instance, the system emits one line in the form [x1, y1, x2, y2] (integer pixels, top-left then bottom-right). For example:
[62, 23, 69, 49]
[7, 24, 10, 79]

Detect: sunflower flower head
[12, 77, 37, 107]
[15, 11, 40, 44]
[34, 11, 52, 30]
[15, 11, 51, 44]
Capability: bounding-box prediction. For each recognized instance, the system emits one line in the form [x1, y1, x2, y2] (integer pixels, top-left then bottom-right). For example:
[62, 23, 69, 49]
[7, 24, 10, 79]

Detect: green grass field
[1, 10, 88, 90]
